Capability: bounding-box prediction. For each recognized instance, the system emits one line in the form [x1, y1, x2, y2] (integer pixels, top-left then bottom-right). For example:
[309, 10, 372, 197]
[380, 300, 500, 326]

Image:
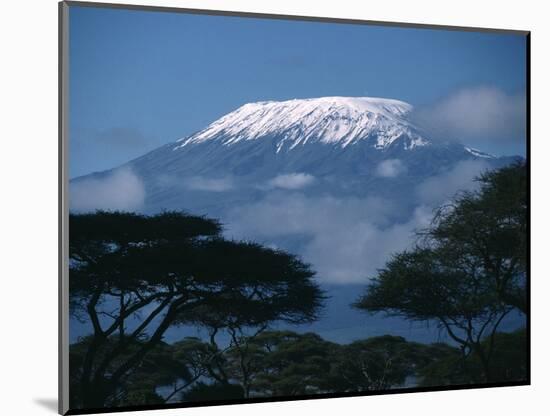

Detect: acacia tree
[426, 162, 527, 313]
[355, 247, 512, 382]
[418, 329, 527, 386]
[326, 335, 437, 391]
[70, 337, 186, 406]
[69, 211, 324, 409]
[231, 331, 337, 397]
[355, 163, 527, 383]
[166, 235, 326, 399]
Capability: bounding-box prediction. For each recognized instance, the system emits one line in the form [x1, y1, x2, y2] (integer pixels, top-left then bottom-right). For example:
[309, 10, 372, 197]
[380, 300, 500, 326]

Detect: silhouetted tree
[69, 211, 324, 408]
[240, 331, 338, 397]
[426, 162, 527, 313]
[418, 328, 527, 385]
[326, 335, 434, 391]
[70, 336, 184, 406]
[355, 163, 527, 382]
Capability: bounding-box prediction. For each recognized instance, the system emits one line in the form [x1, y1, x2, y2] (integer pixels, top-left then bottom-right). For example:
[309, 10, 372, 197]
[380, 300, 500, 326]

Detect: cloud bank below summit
[223, 159, 491, 284]
[68, 158, 493, 285]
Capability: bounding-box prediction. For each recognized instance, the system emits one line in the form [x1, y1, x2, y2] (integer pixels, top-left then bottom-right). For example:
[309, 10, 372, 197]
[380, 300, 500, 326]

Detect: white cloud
[222, 159, 493, 284]
[416, 159, 490, 206]
[183, 176, 234, 192]
[70, 168, 145, 212]
[413, 86, 526, 144]
[224, 193, 426, 284]
[267, 173, 315, 190]
[375, 159, 407, 178]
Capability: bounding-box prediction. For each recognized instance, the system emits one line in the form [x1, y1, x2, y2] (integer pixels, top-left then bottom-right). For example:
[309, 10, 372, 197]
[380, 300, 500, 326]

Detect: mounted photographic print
[59, 1, 530, 414]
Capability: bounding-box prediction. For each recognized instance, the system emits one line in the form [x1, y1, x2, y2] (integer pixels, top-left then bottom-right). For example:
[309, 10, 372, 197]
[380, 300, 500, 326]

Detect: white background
[0, 0, 548, 414]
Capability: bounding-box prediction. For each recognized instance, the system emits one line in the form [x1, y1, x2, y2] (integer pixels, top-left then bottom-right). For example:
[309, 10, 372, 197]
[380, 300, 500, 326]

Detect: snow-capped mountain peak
[174, 96, 429, 152]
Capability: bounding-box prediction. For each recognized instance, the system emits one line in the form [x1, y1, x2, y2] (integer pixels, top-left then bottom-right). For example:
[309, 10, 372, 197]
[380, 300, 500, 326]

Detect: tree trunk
[472, 343, 493, 383]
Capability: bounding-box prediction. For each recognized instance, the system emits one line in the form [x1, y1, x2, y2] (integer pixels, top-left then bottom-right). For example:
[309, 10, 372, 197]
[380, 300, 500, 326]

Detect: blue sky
[69, 5, 527, 177]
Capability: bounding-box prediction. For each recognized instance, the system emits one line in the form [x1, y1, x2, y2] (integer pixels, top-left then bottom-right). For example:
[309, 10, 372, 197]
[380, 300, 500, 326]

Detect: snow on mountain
[464, 146, 495, 159]
[175, 96, 429, 152]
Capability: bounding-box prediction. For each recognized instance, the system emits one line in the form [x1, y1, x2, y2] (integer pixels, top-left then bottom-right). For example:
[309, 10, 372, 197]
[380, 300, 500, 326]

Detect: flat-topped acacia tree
[69, 211, 324, 409]
[354, 162, 527, 383]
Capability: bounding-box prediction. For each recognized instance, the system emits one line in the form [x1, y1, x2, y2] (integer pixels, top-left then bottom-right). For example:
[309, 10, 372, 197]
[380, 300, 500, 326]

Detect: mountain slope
[72, 96, 518, 218]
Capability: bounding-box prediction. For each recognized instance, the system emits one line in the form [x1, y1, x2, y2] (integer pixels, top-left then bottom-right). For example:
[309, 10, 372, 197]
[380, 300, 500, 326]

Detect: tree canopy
[425, 162, 527, 313]
[354, 162, 527, 382]
[69, 210, 324, 408]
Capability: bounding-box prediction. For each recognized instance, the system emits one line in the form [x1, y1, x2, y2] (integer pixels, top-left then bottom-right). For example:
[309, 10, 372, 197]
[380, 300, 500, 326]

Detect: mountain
[71, 96, 523, 343]
[176, 96, 426, 151]
[73, 96, 514, 217]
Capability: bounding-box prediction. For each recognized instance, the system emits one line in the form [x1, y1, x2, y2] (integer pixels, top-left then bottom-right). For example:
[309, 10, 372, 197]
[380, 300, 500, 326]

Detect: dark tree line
[69, 328, 526, 406]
